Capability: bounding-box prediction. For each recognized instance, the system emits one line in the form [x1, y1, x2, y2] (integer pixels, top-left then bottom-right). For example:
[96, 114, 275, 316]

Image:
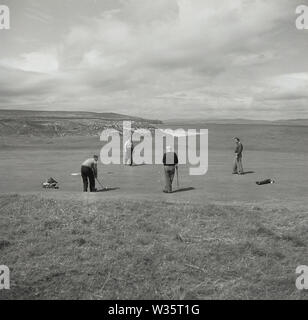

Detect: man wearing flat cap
[232, 137, 244, 175]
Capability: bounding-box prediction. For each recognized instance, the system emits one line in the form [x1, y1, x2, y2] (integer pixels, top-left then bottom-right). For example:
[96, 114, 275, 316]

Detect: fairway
[0, 123, 307, 207]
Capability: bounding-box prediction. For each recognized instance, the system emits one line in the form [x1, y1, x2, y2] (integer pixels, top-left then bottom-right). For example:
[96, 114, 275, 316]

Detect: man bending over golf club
[163, 146, 179, 193]
[81, 155, 98, 192]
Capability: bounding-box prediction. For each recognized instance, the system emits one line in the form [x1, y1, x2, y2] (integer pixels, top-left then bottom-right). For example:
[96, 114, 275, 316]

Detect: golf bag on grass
[256, 178, 275, 185]
[42, 177, 59, 189]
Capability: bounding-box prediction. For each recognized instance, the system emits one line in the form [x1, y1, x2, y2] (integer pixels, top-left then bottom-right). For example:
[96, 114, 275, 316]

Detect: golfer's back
[163, 152, 178, 166]
[82, 158, 96, 168]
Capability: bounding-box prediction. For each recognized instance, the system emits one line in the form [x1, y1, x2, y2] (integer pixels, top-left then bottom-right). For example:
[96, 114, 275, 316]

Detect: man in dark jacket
[162, 146, 178, 193]
[232, 137, 244, 175]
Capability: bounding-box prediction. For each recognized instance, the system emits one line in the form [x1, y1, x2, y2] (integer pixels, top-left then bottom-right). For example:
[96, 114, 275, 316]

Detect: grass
[0, 194, 307, 300]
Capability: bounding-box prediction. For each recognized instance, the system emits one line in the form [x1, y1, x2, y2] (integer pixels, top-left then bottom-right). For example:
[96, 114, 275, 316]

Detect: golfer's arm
[175, 154, 179, 167]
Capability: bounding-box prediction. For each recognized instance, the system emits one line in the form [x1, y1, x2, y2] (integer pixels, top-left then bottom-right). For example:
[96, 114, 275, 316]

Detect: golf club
[96, 177, 107, 190]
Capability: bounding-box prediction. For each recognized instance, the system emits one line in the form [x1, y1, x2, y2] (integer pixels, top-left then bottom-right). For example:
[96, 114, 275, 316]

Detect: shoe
[163, 190, 172, 193]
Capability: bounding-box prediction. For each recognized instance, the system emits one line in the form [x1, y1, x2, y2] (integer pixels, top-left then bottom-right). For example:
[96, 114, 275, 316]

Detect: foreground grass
[0, 194, 307, 300]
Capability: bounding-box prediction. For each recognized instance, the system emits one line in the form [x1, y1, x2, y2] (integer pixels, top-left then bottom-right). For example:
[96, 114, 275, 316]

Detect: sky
[0, 0, 307, 120]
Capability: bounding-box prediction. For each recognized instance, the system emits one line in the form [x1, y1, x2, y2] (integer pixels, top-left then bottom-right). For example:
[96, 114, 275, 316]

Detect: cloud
[0, 0, 307, 119]
[0, 51, 59, 73]
[256, 73, 308, 101]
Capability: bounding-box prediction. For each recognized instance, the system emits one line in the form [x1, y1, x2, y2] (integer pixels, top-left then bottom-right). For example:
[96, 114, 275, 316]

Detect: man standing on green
[124, 138, 133, 166]
[163, 146, 179, 193]
[232, 137, 244, 175]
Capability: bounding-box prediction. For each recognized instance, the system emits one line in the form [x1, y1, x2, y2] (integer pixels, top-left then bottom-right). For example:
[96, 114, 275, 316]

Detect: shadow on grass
[172, 187, 195, 193]
[242, 171, 255, 175]
[96, 187, 120, 192]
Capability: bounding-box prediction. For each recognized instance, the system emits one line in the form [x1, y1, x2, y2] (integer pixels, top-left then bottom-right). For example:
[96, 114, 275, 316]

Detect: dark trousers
[164, 165, 175, 193]
[81, 166, 96, 192]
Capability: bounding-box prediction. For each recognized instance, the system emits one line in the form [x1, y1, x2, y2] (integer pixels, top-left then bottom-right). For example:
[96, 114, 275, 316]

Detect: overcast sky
[0, 0, 307, 120]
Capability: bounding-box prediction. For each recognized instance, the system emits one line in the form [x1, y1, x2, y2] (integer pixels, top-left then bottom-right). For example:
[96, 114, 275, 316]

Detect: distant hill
[0, 109, 162, 137]
[165, 118, 308, 126]
[0, 109, 161, 122]
[274, 119, 308, 126]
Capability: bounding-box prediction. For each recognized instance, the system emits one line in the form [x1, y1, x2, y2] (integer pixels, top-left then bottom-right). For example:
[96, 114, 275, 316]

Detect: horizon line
[0, 108, 307, 122]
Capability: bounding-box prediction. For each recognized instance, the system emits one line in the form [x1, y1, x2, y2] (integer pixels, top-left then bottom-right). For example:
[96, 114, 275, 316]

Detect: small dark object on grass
[0, 240, 11, 250]
[176, 233, 184, 242]
[256, 179, 275, 185]
[42, 177, 59, 189]
[74, 238, 86, 246]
